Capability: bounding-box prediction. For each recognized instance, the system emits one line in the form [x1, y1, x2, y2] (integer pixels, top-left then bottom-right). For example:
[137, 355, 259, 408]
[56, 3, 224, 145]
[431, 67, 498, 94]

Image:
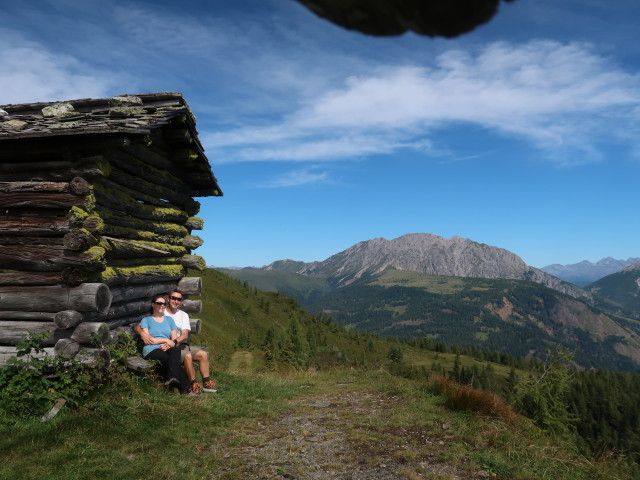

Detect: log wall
[0, 93, 221, 366]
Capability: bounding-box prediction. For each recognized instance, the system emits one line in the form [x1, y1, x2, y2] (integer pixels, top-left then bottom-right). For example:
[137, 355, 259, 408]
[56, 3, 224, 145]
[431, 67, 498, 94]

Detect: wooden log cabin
[0, 92, 222, 365]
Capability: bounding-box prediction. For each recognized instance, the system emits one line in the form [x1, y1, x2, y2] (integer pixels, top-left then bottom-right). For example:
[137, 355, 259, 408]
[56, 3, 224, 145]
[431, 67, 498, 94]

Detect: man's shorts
[178, 344, 208, 362]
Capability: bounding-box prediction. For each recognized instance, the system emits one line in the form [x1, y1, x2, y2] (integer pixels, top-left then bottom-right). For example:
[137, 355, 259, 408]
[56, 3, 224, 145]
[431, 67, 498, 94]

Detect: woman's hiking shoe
[164, 377, 180, 389]
[202, 379, 219, 393]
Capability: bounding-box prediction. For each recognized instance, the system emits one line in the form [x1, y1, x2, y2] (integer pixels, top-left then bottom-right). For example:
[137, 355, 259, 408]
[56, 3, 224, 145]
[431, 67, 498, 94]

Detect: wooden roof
[0, 92, 222, 197]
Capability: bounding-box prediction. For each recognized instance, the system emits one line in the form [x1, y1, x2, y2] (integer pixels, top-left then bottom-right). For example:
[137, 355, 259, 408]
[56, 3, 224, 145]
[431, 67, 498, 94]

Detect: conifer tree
[513, 347, 575, 435]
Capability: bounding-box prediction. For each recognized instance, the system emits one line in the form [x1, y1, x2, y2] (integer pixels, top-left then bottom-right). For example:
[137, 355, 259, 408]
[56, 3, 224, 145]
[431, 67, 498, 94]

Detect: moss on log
[180, 255, 206, 271]
[185, 217, 204, 231]
[93, 182, 188, 223]
[93, 264, 185, 286]
[182, 235, 204, 249]
[69, 206, 91, 228]
[85, 209, 188, 239]
[63, 228, 99, 251]
[98, 237, 186, 258]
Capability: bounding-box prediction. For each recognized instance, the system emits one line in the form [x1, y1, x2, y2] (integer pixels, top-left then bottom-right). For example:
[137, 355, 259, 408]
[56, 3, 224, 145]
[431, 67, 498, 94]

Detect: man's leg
[191, 348, 218, 392]
[195, 349, 210, 379]
[180, 348, 203, 395]
[182, 351, 196, 382]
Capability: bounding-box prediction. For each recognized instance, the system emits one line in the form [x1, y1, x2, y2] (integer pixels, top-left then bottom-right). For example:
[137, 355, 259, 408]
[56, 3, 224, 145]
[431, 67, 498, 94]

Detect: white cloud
[203, 40, 640, 165]
[0, 33, 115, 104]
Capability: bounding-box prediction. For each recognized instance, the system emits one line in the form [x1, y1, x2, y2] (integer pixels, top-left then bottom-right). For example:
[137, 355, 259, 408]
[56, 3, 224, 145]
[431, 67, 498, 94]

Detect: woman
[139, 294, 190, 394]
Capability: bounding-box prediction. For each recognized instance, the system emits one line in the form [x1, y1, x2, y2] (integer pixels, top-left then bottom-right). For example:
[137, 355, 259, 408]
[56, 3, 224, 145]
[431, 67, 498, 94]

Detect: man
[136, 290, 218, 395]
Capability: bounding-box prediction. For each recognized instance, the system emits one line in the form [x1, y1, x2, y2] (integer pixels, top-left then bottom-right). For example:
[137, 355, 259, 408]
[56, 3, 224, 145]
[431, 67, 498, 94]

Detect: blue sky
[2, 0, 639, 268]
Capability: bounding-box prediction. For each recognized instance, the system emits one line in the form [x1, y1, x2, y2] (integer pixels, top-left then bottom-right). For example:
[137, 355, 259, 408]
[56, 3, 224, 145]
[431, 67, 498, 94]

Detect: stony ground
[209, 385, 498, 480]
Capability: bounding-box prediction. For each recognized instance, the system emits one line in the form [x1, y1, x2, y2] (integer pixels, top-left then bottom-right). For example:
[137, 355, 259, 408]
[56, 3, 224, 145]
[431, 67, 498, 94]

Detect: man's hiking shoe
[202, 379, 218, 393]
[190, 382, 203, 396]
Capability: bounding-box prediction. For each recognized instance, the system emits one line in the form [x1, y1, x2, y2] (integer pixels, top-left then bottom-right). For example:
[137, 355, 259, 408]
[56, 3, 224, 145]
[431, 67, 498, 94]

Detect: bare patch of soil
[210, 388, 495, 479]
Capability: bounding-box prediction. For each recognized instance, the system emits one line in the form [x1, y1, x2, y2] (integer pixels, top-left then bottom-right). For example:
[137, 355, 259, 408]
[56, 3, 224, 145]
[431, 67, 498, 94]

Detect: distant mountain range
[541, 257, 640, 287]
[217, 233, 640, 371]
[263, 233, 589, 299]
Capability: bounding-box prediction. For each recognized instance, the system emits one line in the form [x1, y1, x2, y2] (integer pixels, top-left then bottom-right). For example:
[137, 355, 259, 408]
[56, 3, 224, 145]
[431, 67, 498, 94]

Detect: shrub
[0, 332, 136, 419]
[432, 375, 516, 424]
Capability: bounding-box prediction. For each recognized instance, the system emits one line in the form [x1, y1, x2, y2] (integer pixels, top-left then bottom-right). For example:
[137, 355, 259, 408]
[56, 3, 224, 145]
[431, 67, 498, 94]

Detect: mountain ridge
[586, 260, 640, 319]
[263, 233, 589, 300]
[541, 257, 640, 286]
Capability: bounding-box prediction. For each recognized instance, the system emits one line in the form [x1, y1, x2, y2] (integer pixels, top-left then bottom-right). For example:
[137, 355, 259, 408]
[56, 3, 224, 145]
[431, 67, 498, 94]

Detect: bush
[432, 375, 516, 424]
[0, 332, 135, 419]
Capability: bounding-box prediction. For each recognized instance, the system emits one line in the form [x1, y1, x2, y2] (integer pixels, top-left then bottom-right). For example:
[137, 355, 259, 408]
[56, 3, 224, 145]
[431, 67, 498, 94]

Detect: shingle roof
[0, 92, 222, 196]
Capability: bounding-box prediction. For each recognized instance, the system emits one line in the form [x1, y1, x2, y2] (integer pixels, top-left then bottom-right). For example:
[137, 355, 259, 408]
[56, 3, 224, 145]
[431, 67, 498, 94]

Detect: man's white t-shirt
[170, 309, 191, 339]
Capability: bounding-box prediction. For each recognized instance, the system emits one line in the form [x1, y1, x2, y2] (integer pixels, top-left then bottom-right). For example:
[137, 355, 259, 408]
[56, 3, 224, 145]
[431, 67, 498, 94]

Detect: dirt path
[211, 386, 490, 479]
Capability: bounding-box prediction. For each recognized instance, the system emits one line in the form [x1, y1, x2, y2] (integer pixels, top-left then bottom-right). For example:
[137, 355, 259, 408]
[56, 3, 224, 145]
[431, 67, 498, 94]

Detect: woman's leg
[166, 346, 190, 393]
[144, 349, 171, 379]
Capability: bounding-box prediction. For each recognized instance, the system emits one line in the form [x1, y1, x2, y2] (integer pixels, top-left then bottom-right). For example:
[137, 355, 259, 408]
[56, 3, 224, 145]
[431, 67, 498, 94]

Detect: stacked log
[0, 93, 222, 366]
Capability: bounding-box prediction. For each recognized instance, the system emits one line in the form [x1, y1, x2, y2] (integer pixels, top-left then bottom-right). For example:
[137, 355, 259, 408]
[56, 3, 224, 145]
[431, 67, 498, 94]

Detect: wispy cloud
[204, 40, 640, 166]
[0, 31, 115, 104]
[260, 168, 330, 188]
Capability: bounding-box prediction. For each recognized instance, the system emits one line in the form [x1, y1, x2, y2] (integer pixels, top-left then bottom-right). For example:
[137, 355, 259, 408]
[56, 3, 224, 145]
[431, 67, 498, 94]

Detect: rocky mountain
[587, 261, 640, 318]
[541, 257, 640, 287]
[264, 233, 589, 300]
[219, 234, 640, 371]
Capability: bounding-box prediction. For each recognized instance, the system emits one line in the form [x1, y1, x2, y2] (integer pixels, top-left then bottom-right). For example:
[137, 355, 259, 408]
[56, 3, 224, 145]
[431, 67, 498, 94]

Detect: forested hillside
[222, 266, 640, 372]
[587, 262, 640, 319]
[192, 268, 392, 371]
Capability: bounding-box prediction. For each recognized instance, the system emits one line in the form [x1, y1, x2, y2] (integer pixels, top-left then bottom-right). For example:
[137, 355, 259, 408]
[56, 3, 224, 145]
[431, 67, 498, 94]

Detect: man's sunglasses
[169, 296, 183, 301]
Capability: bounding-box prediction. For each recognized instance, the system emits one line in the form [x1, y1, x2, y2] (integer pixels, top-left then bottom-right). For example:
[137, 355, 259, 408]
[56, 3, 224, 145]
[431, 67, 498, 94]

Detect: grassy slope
[3, 368, 638, 480]
[2, 269, 638, 479]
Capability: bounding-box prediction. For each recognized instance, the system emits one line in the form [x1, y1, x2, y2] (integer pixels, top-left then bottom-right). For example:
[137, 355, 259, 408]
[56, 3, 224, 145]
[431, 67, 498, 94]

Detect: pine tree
[513, 347, 575, 435]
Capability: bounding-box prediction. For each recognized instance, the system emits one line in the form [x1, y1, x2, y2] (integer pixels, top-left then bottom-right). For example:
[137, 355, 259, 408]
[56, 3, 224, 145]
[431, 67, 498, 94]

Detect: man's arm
[133, 323, 154, 345]
[175, 328, 190, 345]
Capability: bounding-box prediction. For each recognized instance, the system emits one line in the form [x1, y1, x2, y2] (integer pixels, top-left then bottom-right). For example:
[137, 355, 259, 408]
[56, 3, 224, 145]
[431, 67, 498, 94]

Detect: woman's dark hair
[149, 294, 166, 314]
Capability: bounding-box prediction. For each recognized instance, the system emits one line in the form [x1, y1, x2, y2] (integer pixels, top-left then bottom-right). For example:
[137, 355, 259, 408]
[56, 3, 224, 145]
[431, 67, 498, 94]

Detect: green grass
[3, 268, 638, 479]
[2, 367, 638, 480]
[0, 371, 297, 480]
[369, 270, 470, 294]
